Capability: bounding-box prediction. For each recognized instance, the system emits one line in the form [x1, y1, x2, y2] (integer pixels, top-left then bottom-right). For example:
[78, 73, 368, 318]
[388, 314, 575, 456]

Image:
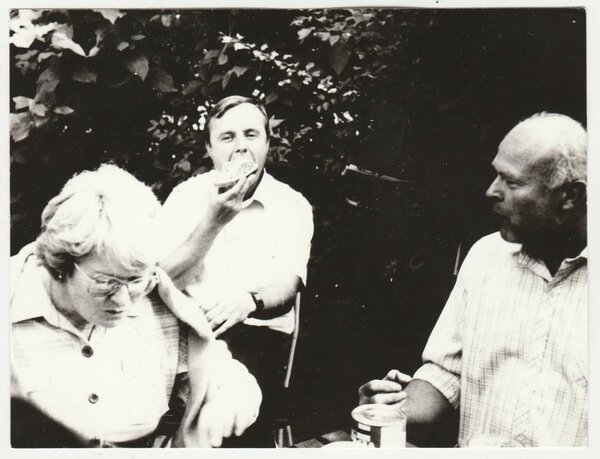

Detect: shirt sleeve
[272, 194, 314, 287]
[154, 176, 211, 261]
[412, 250, 473, 409]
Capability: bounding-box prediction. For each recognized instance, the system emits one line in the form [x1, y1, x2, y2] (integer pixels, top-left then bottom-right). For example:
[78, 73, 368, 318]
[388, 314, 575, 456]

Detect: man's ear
[561, 180, 586, 210]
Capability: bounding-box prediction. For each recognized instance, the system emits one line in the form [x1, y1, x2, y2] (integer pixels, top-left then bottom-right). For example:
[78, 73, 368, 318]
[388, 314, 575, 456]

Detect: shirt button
[82, 345, 94, 358]
[88, 393, 99, 404]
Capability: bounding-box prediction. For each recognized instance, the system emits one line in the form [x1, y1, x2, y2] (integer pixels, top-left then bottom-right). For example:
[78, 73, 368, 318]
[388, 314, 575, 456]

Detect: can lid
[351, 404, 406, 427]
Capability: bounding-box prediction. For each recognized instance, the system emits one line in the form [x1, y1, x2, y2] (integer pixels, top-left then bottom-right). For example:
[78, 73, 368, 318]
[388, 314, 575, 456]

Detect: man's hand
[195, 379, 261, 447]
[200, 291, 256, 337]
[358, 369, 412, 406]
[205, 173, 256, 228]
[155, 267, 214, 340]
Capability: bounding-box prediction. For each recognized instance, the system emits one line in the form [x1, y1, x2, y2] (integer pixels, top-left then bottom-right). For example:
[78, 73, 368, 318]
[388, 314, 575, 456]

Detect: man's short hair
[35, 164, 161, 279]
[507, 112, 587, 189]
[204, 95, 270, 144]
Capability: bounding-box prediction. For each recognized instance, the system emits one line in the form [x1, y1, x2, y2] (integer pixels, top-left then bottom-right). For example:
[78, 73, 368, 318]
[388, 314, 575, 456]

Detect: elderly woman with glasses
[10, 164, 261, 448]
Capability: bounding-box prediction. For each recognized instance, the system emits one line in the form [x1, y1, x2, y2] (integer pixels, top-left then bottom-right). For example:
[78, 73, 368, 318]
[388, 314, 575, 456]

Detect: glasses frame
[73, 262, 159, 298]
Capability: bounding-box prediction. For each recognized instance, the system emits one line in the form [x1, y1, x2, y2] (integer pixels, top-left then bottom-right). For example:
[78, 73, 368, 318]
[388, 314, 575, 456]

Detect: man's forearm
[250, 275, 302, 319]
[403, 379, 458, 447]
[160, 221, 221, 288]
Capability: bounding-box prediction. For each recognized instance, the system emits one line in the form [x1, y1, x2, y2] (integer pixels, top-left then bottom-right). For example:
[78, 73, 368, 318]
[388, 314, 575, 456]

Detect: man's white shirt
[157, 170, 313, 334]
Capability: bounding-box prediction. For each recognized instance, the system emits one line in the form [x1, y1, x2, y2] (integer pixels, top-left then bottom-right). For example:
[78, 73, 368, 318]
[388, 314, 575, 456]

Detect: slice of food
[214, 156, 258, 188]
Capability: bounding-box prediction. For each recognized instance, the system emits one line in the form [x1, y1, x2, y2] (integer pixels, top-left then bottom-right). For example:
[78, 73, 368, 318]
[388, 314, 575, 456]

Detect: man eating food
[158, 95, 314, 446]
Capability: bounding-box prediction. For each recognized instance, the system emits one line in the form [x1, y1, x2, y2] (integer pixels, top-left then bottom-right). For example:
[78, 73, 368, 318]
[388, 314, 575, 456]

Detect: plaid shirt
[10, 245, 186, 443]
[413, 232, 587, 447]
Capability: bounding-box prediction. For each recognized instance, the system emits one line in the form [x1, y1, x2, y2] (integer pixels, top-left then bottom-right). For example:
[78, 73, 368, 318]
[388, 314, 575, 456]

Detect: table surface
[286, 428, 415, 448]
[293, 429, 352, 448]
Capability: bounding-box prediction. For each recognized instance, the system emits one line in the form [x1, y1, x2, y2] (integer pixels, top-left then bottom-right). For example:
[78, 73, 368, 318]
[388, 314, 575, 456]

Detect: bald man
[359, 113, 588, 447]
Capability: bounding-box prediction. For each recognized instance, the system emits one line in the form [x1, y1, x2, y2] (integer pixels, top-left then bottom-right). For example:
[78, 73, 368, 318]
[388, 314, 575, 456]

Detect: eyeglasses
[73, 263, 159, 298]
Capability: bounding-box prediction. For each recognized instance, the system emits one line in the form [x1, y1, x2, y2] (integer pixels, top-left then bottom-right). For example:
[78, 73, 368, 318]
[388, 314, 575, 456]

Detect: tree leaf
[72, 66, 97, 83]
[33, 114, 50, 128]
[209, 74, 223, 85]
[222, 70, 232, 89]
[328, 41, 352, 75]
[117, 41, 130, 51]
[291, 18, 304, 27]
[10, 112, 33, 142]
[196, 66, 209, 82]
[146, 119, 159, 132]
[54, 106, 75, 115]
[266, 91, 279, 105]
[13, 96, 33, 110]
[269, 118, 285, 129]
[161, 14, 174, 27]
[297, 28, 313, 41]
[231, 66, 248, 77]
[329, 35, 341, 46]
[148, 69, 178, 92]
[182, 80, 202, 96]
[178, 159, 191, 172]
[88, 46, 101, 57]
[38, 51, 57, 63]
[93, 9, 125, 25]
[257, 51, 269, 61]
[52, 29, 87, 57]
[15, 50, 38, 61]
[204, 49, 220, 60]
[37, 65, 61, 95]
[126, 55, 149, 81]
[93, 24, 108, 52]
[9, 26, 38, 48]
[30, 103, 48, 117]
[9, 9, 43, 33]
[10, 18, 59, 48]
[218, 50, 228, 65]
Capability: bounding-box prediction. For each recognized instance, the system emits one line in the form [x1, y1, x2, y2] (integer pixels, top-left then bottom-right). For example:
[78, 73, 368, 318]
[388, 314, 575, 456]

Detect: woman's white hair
[35, 164, 161, 279]
[508, 112, 587, 189]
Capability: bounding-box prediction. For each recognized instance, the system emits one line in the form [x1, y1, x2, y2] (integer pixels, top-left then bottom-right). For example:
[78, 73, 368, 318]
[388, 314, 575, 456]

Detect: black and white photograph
[5, 0, 597, 453]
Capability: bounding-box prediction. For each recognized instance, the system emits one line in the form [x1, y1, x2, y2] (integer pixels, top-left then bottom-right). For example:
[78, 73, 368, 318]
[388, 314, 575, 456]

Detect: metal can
[351, 404, 406, 448]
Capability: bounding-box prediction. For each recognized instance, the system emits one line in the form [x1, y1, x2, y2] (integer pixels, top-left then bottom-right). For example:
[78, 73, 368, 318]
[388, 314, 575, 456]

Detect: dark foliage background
[10, 8, 586, 434]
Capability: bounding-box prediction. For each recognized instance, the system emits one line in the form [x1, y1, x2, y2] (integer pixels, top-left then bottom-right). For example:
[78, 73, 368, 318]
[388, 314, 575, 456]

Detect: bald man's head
[499, 113, 587, 189]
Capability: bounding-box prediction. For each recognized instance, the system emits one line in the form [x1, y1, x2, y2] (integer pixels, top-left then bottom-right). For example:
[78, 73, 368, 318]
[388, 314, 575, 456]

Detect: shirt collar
[515, 242, 587, 283]
[245, 169, 277, 208]
[10, 249, 62, 325]
[572, 246, 588, 260]
[516, 244, 588, 266]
